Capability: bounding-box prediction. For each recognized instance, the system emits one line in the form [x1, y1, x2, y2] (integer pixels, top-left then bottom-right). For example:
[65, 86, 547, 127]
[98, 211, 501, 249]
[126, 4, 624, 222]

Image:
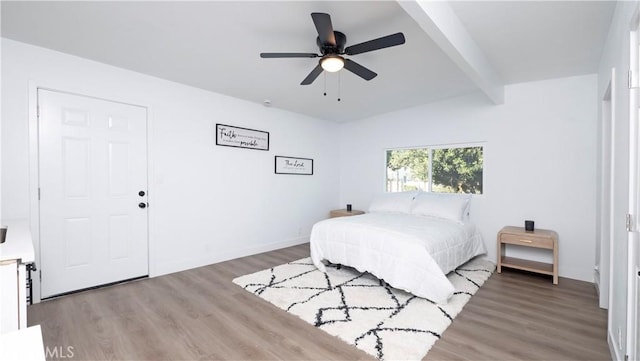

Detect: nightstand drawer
[499, 233, 554, 249]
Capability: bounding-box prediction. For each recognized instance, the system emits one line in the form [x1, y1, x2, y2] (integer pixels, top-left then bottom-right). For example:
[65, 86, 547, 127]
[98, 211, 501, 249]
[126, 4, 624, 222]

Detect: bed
[310, 191, 486, 304]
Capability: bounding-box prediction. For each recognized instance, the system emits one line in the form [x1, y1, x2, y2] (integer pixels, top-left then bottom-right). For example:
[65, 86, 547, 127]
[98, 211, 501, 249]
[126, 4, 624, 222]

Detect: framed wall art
[274, 156, 313, 175]
[216, 123, 269, 151]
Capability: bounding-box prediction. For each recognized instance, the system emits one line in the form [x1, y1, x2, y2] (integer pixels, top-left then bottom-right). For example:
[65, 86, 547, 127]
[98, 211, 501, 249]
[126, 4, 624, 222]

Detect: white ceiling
[1, 1, 616, 122]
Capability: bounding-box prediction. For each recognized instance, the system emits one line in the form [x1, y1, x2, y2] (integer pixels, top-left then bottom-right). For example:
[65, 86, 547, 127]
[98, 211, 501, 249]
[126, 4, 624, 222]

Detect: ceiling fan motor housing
[317, 31, 347, 55]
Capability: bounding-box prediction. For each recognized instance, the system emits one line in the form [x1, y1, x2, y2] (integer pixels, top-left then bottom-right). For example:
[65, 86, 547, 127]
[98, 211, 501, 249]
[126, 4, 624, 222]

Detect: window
[386, 145, 483, 194]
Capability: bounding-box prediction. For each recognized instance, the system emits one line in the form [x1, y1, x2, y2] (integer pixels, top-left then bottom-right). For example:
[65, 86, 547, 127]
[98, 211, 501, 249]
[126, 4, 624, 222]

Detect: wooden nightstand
[497, 226, 559, 284]
[329, 209, 365, 218]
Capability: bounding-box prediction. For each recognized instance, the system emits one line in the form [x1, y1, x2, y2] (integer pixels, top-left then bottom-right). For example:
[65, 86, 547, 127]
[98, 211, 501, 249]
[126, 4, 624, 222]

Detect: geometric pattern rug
[233, 257, 495, 361]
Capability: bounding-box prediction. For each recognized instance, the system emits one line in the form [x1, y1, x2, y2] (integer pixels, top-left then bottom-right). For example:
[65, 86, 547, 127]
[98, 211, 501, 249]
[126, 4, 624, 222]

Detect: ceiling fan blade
[260, 53, 319, 58]
[301, 64, 324, 85]
[311, 12, 336, 46]
[344, 32, 406, 55]
[343, 59, 377, 81]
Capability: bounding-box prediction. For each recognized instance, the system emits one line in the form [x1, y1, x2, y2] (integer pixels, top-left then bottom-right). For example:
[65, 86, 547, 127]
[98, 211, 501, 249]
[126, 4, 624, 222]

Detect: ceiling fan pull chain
[338, 71, 341, 102]
[323, 72, 327, 96]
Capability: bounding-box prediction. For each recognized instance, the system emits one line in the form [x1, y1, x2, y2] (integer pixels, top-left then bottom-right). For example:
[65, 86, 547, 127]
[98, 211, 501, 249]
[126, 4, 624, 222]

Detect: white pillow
[410, 192, 472, 223]
[368, 191, 419, 214]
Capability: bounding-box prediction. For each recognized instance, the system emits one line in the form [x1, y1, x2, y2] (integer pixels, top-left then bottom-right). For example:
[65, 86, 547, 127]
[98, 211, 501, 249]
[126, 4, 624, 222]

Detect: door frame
[27, 80, 154, 303]
[598, 76, 614, 310]
[628, 6, 640, 360]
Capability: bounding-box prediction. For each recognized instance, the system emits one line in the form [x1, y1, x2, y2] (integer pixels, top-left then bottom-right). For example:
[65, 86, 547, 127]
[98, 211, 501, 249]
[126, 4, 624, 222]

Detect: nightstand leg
[497, 240, 504, 274]
[553, 241, 559, 285]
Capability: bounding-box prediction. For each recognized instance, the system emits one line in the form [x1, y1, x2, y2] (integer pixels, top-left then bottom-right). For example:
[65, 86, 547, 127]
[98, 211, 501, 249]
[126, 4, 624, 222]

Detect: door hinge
[39, 269, 42, 281]
[36, 105, 40, 118]
[626, 213, 633, 231]
[38, 188, 40, 200]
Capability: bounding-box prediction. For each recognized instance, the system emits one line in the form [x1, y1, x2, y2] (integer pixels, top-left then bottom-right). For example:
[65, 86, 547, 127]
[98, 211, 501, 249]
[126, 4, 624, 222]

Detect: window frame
[383, 142, 485, 196]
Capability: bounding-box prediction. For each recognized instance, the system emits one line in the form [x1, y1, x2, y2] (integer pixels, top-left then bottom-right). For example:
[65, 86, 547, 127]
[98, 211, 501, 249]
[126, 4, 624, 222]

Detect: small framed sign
[216, 123, 269, 151]
[275, 156, 313, 175]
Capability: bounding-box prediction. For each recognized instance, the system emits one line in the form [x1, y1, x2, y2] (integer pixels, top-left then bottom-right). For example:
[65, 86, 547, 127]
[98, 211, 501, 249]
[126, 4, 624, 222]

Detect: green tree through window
[386, 145, 483, 194]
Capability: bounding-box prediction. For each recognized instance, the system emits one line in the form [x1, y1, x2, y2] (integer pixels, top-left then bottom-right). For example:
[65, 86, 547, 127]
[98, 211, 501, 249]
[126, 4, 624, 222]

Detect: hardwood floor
[28, 243, 610, 361]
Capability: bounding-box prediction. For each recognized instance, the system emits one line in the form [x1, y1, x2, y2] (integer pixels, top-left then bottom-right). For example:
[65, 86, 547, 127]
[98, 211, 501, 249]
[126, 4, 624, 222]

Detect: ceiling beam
[399, 0, 504, 104]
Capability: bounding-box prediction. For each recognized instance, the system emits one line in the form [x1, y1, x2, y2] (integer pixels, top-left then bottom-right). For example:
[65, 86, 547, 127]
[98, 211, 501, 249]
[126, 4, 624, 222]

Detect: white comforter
[310, 213, 486, 304]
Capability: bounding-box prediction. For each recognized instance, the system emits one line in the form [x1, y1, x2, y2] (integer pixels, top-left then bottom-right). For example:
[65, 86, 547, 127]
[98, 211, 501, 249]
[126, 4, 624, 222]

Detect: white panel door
[38, 89, 148, 298]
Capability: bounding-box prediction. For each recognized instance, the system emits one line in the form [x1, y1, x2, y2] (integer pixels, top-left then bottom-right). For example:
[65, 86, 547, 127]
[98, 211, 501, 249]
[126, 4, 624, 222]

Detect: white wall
[339, 74, 597, 282]
[597, 1, 639, 360]
[1, 39, 340, 298]
[0, 6, 3, 225]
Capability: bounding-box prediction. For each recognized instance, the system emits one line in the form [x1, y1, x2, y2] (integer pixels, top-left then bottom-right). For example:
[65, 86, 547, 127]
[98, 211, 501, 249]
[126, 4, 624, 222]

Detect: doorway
[38, 89, 149, 298]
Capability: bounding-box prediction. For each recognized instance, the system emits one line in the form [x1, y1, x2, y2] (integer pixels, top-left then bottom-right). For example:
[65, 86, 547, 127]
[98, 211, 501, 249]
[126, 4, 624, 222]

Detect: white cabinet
[0, 220, 34, 333]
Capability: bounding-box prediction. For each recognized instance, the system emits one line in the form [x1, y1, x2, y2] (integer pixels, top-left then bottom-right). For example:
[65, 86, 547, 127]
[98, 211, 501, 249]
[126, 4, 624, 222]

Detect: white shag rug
[233, 257, 494, 361]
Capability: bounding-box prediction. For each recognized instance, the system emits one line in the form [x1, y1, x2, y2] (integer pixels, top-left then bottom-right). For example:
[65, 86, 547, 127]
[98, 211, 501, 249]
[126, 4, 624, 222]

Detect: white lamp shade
[321, 56, 345, 72]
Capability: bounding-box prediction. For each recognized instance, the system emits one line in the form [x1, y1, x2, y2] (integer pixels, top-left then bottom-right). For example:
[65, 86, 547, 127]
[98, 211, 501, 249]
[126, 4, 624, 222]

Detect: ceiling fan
[260, 12, 406, 85]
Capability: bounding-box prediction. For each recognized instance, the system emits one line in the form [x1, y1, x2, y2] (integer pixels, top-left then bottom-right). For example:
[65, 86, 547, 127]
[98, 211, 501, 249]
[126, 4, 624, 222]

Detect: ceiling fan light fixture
[321, 55, 345, 72]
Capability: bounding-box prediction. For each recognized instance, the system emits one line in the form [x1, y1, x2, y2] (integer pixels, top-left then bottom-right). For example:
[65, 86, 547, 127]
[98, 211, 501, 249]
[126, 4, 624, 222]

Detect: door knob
[138, 202, 147, 209]
[138, 191, 145, 197]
